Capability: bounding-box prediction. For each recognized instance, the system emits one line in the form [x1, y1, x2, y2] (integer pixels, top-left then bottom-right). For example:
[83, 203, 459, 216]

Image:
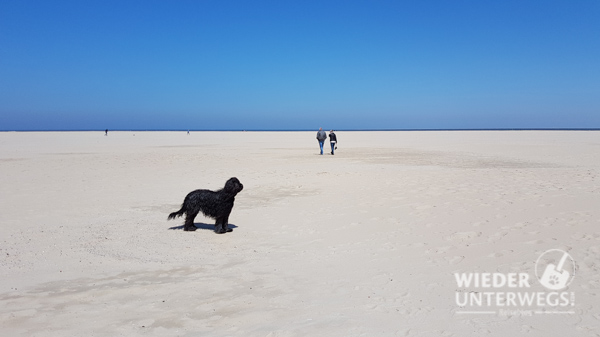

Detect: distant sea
[2, 128, 600, 132]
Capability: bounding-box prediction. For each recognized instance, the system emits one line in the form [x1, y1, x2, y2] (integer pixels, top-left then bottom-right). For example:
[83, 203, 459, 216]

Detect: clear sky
[1, 0, 599, 130]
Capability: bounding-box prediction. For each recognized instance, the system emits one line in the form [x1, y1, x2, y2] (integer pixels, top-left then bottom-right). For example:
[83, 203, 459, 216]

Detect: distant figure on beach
[105, 129, 108, 136]
[329, 130, 337, 155]
[316, 127, 327, 155]
[187, 130, 190, 135]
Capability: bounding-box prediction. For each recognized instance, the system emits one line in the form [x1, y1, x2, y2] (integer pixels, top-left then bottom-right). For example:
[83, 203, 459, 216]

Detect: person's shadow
[168, 222, 238, 231]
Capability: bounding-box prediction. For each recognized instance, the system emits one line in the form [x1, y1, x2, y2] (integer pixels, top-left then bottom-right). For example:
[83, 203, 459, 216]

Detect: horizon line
[2, 128, 600, 132]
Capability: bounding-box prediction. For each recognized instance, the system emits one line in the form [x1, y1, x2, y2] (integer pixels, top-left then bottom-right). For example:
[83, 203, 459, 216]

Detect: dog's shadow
[168, 222, 238, 231]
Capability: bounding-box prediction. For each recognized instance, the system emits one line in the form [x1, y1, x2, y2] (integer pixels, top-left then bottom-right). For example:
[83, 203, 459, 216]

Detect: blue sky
[1, 0, 599, 130]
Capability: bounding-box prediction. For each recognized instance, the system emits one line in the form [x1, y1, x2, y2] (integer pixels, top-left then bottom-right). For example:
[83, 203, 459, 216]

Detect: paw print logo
[535, 249, 575, 290]
[547, 274, 560, 286]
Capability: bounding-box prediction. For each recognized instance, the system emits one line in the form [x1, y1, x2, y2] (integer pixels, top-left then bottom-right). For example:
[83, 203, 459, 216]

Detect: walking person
[329, 130, 337, 155]
[316, 127, 327, 155]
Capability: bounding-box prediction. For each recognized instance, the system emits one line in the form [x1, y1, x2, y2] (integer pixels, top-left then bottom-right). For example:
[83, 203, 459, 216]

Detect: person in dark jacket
[329, 130, 337, 155]
[316, 127, 327, 155]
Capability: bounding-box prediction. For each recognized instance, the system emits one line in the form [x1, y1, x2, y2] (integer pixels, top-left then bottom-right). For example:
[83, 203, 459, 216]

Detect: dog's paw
[184, 226, 197, 231]
[215, 228, 227, 234]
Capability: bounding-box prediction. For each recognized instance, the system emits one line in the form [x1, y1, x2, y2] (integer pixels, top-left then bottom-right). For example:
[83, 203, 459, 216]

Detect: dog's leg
[214, 217, 227, 234]
[183, 211, 199, 231]
[215, 218, 225, 234]
[223, 215, 232, 232]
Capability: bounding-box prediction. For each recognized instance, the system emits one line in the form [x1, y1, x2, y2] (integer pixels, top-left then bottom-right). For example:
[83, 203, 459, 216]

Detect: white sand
[0, 131, 599, 336]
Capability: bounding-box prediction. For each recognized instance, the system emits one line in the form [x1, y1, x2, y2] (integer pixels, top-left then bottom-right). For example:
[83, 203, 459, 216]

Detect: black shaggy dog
[168, 177, 243, 234]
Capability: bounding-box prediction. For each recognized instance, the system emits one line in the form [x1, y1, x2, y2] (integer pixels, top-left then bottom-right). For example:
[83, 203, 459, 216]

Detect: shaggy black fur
[168, 177, 243, 234]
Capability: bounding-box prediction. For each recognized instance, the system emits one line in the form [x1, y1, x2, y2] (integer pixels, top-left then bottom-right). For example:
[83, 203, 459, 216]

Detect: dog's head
[224, 177, 243, 194]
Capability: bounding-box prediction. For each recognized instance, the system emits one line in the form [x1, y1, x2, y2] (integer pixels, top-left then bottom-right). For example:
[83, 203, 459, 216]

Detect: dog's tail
[168, 207, 185, 220]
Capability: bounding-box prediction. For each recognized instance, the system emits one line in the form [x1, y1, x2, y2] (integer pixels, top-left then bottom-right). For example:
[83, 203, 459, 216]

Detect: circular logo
[535, 249, 575, 290]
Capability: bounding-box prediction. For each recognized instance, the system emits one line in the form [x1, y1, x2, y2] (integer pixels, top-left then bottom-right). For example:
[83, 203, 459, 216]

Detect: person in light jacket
[316, 127, 327, 155]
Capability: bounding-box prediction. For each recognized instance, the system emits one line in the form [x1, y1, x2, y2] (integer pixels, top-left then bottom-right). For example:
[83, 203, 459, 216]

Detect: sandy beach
[0, 130, 599, 336]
